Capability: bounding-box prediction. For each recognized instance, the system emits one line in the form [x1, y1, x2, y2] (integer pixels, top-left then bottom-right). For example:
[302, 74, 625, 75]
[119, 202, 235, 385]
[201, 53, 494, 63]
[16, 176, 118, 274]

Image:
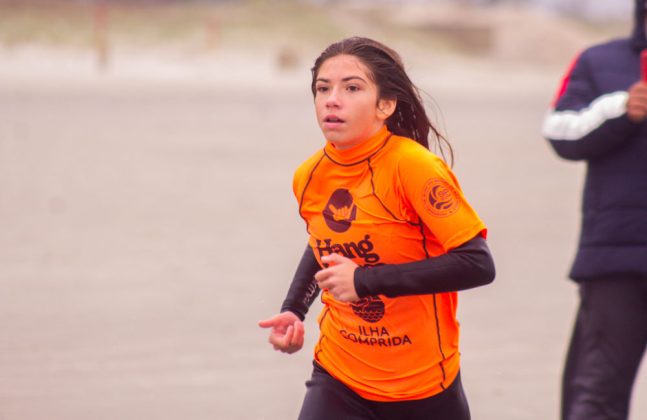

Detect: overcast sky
[529, 0, 633, 20]
[302, 0, 634, 21]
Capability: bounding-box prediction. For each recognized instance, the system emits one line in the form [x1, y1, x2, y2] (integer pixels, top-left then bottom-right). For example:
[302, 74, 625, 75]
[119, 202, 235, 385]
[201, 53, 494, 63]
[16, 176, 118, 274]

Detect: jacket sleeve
[353, 235, 495, 298]
[541, 51, 641, 161]
[280, 245, 321, 321]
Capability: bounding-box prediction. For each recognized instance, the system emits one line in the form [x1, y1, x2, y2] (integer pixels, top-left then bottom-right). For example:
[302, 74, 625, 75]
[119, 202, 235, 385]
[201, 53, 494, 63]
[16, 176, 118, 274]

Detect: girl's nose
[325, 87, 340, 108]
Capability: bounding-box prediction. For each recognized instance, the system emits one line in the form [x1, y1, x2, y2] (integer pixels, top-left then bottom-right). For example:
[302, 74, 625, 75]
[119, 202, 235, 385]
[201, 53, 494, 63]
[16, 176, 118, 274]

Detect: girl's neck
[324, 126, 391, 164]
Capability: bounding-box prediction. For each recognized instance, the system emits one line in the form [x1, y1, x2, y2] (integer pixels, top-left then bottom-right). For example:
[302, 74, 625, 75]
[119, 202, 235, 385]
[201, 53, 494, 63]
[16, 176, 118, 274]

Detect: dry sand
[0, 18, 646, 420]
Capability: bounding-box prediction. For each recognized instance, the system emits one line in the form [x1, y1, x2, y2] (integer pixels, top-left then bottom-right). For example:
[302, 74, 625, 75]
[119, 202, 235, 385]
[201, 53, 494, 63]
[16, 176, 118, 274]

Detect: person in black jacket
[542, 1, 647, 419]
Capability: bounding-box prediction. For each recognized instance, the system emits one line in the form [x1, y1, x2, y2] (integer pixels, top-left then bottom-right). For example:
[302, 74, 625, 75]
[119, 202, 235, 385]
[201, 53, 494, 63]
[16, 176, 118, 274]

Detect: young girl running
[259, 37, 495, 420]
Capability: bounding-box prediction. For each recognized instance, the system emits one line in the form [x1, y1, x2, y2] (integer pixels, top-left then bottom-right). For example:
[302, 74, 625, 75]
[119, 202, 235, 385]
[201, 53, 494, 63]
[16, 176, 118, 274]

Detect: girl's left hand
[315, 253, 360, 302]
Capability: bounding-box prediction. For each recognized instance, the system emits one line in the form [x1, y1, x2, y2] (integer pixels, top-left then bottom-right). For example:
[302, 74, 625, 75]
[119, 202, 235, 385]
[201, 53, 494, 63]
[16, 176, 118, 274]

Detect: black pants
[562, 276, 647, 420]
[298, 362, 470, 420]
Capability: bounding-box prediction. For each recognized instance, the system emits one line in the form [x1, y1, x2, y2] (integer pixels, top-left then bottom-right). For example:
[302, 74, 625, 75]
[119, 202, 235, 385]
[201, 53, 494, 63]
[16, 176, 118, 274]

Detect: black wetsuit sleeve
[280, 246, 321, 321]
[354, 235, 495, 298]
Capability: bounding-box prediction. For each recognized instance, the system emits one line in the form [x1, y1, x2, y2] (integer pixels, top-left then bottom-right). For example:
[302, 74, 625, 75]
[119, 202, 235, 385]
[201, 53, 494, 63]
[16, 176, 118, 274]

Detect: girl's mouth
[324, 115, 345, 123]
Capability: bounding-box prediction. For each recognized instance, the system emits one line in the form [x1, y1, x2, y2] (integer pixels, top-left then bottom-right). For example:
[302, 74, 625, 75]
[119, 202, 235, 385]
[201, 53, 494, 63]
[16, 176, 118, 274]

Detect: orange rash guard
[293, 126, 486, 402]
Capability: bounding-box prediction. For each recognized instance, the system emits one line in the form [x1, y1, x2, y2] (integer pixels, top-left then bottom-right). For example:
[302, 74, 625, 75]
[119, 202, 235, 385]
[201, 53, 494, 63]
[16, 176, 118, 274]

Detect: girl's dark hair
[311, 36, 453, 164]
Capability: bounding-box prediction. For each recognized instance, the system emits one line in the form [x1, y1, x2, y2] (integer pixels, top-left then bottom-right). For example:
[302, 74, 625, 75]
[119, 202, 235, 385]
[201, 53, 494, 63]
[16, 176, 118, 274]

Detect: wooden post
[205, 13, 219, 51]
[93, 0, 110, 71]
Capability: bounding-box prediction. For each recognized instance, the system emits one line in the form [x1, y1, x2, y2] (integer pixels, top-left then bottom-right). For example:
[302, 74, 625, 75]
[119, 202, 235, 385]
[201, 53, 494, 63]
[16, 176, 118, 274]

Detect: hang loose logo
[323, 188, 357, 233]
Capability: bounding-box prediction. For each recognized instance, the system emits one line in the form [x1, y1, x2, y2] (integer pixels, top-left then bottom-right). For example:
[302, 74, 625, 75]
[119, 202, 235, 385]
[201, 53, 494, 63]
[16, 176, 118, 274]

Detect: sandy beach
[0, 3, 645, 419]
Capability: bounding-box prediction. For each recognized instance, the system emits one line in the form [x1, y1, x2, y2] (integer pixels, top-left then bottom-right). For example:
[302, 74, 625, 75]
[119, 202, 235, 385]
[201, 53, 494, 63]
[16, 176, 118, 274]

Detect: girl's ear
[377, 98, 397, 120]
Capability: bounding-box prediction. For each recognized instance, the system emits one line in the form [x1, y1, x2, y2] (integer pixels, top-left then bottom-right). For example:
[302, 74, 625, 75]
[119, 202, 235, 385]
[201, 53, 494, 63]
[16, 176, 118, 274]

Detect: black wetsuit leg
[298, 362, 470, 420]
[562, 276, 647, 420]
[369, 371, 470, 420]
[298, 361, 378, 420]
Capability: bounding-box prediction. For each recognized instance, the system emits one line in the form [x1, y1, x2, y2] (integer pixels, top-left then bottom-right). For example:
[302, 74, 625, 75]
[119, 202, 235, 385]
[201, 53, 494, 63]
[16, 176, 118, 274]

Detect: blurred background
[0, 0, 644, 419]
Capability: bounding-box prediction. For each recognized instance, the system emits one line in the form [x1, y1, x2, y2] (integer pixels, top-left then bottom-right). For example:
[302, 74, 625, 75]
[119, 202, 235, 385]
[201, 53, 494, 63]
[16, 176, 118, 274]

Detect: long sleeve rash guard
[287, 126, 493, 401]
[281, 235, 494, 320]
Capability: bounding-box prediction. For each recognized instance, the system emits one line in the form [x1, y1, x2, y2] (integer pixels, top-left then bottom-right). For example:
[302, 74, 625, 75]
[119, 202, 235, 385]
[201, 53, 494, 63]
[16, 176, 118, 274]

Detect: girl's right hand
[258, 311, 305, 354]
[627, 81, 647, 123]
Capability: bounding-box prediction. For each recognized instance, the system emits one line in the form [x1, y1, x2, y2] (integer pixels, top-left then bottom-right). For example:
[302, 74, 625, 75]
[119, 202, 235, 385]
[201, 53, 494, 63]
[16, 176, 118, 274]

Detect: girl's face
[314, 54, 395, 150]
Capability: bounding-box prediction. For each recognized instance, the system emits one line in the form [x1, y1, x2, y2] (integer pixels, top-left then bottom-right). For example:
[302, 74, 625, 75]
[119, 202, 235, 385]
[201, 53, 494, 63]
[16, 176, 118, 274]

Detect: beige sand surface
[0, 18, 646, 420]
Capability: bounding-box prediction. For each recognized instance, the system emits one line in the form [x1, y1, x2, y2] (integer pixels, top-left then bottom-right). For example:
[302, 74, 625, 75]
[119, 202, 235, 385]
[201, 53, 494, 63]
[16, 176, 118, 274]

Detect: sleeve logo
[423, 178, 459, 217]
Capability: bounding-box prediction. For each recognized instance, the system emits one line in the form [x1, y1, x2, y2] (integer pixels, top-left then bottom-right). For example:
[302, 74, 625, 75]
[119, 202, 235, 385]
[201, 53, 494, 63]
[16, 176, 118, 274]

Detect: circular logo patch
[323, 188, 357, 233]
[423, 178, 459, 217]
[351, 296, 385, 323]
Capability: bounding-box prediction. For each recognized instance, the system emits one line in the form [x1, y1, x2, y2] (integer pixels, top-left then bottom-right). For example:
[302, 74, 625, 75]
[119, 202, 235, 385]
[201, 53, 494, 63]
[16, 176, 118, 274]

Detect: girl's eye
[347, 85, 360, 92]
[316, 86, 329, 93]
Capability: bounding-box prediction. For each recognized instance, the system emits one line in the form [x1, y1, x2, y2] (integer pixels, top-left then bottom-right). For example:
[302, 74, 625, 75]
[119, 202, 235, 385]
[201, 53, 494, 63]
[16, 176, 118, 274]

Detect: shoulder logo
[323, 188, 357, 233]
[423, 178, 459, 217]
